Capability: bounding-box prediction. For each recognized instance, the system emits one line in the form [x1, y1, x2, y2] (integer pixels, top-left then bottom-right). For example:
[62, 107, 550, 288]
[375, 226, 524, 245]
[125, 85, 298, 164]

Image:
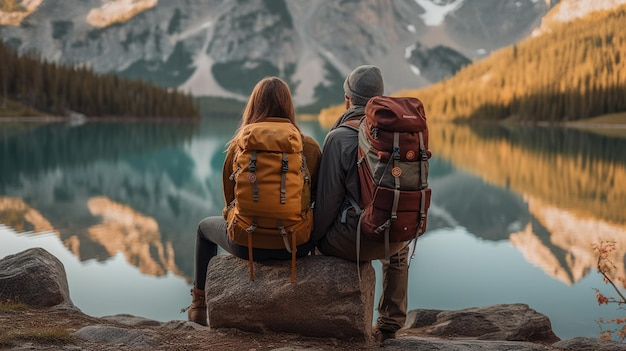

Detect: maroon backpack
[343, 96, 432, 257]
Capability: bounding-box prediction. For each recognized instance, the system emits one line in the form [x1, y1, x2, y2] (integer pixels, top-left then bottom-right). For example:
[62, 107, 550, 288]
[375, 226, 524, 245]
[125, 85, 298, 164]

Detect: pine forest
[0, 41, 199, 119]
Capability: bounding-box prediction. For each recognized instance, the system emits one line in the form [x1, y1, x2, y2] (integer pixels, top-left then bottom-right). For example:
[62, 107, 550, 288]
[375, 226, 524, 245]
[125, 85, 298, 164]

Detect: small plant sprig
[592, 241, 626, 342]
[0, 298, 28, 311]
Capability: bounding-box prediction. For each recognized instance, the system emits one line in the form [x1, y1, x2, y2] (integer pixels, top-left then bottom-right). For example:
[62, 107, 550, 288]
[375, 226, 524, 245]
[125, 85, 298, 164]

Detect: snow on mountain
[550, 0, 626, 22]
[414, 0, 465, 26]
[86, 0, 158, 28]
[533, 0, 626, 36]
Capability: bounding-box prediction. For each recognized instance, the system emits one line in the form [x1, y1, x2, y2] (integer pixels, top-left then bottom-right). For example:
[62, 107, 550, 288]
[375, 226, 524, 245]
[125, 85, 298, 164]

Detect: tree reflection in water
[0, 119, 625, 338]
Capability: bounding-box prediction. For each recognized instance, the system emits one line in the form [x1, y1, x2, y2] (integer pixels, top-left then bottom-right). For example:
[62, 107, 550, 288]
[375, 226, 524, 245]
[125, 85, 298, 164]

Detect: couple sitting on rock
[185, 65, 410, 343]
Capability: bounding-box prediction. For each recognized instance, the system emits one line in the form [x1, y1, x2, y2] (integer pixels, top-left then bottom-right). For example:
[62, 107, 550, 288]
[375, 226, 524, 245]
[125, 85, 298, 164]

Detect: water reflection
[1, 120, 210, 282]
[430, 122, 626, 286]
[429, 167, 531, 241]
[434, 123, 626, 224]
[0, 119, 625, 336]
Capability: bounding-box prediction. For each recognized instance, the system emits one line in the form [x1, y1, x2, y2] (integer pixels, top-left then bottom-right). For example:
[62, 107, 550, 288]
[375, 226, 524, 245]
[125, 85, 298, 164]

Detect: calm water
[1, 117, 625, 340]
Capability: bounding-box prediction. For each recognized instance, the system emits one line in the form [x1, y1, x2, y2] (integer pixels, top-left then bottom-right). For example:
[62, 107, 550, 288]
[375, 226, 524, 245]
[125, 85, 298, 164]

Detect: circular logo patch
[391, 167, 402, 177]
[406, 150, 416, 160]
[247, 173, 257, 182]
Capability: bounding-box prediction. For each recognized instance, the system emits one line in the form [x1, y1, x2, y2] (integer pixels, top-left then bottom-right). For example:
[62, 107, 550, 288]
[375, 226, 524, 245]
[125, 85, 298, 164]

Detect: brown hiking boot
[183, 287, 207, 326]
[372, 325, 396, 344]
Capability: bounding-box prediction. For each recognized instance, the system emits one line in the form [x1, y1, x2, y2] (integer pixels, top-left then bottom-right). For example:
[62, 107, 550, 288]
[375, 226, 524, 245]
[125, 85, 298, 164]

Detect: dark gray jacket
[311, 106, 364, 244]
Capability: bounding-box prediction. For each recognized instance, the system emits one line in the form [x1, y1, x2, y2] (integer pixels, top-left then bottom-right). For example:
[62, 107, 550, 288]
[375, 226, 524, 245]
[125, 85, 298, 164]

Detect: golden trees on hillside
[401, 5, 626, 122]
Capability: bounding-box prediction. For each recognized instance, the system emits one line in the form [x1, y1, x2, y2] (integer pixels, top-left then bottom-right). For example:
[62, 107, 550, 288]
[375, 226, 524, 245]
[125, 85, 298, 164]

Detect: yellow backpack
[226, 120, 312, 283]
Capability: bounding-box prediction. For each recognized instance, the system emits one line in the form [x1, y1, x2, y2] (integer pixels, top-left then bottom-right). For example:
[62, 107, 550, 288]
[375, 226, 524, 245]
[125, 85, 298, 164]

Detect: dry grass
[0, 326, 73, 347]
[0, 302, 28, 311]
[566, 113, 626, 139]
[571, 112, 626, 125]
[0, 98, 46, 118]
[0, 302, 73, 347]
[0, 299, 30, 312]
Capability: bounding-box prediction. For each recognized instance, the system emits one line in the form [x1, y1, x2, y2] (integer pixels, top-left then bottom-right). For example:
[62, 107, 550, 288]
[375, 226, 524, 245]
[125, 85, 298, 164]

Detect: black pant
[193, 216, 314, 289]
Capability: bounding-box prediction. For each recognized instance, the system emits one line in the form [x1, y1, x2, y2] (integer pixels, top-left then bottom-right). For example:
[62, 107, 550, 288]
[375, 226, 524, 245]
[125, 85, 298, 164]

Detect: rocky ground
[6, 306, 626, 351]
[0, 305, 386, 351]
[3, 248, 626, 351]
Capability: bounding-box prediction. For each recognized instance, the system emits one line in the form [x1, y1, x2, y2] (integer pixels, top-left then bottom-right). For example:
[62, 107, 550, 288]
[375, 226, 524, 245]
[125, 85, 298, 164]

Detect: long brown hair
[227, 77, 299, 153]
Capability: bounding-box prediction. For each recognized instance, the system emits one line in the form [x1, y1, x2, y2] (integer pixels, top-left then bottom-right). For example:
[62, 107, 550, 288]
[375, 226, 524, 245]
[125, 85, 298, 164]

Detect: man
[312, 65, 410, 343]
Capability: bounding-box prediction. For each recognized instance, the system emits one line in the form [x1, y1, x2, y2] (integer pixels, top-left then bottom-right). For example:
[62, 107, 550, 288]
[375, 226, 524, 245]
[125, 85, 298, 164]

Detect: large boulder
[0, 247, 74, 308]
[404, 303, 560, 344]
[205, 254, 375, 340]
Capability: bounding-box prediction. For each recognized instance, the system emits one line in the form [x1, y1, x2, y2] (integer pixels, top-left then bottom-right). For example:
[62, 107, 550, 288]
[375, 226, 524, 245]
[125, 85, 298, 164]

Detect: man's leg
[376, 244, 410, 335]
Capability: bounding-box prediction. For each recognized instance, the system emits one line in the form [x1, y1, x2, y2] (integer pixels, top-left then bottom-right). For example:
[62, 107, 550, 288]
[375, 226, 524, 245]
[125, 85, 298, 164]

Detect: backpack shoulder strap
[339, 116, 363, 132]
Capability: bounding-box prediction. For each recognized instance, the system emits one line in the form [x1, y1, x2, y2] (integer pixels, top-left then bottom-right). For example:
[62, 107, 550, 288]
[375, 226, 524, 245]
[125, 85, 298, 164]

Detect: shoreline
[0, 116, 200, 123]
[563, 122, 626, 129]
[2, 116, 626, 127]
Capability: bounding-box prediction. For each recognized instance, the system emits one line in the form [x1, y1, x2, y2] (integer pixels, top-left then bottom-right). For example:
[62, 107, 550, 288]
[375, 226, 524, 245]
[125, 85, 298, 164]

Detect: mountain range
[1, 0, 558, 109]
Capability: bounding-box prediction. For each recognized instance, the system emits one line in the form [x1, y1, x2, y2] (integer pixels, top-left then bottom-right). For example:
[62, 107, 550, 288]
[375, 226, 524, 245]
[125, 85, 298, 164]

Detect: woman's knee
[197, 216, 227, 240]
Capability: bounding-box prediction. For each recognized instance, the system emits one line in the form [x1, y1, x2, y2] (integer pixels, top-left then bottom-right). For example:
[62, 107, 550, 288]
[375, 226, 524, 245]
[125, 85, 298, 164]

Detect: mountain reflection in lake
[1, 118, 624, 340]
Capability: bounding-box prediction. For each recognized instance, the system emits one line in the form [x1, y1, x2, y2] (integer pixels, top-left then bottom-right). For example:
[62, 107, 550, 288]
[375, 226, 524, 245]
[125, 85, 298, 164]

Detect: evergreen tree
[0, 40, 199, 119]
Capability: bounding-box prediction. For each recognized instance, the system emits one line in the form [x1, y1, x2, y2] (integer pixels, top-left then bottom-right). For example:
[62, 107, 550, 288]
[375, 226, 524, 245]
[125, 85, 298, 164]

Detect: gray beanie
[343, 65, 384, 106]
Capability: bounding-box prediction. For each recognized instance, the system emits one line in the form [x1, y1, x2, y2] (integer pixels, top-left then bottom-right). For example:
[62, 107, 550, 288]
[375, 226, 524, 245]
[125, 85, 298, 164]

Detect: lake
[1, 116, 625, 341]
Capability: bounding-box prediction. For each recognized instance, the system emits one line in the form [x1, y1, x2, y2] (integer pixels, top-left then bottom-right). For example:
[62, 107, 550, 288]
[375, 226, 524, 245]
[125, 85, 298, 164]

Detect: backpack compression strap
[407, 131, 428, 267]
[278, 220, 297, 284]
[280, 152, 288, 204]
[245, 218, 258, 281]
[291, 232, 296, 283]
[389, 132, 402, 260]
[418, 132, 428, 189]
[248, 231, 254, 281]
[418, 131, 428, 236]
[345, 196, 366, 282]
[250, 151, 259, 201]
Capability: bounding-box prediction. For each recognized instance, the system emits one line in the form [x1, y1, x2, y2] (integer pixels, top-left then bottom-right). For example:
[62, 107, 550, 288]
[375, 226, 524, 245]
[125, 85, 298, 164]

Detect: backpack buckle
[392, 147, 400, 160]
[370, 126, 378, 139]
[281, 159, 289, 172]
[374, 220, 392, 234]
[249, 159, 257, 172]
[278, 225, 288, 237]
[245, 223, 257, 233]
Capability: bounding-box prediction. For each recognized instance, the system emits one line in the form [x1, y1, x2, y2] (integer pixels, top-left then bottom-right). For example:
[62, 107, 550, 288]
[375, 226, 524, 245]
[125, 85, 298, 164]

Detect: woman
[185, 77, 321, 326]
